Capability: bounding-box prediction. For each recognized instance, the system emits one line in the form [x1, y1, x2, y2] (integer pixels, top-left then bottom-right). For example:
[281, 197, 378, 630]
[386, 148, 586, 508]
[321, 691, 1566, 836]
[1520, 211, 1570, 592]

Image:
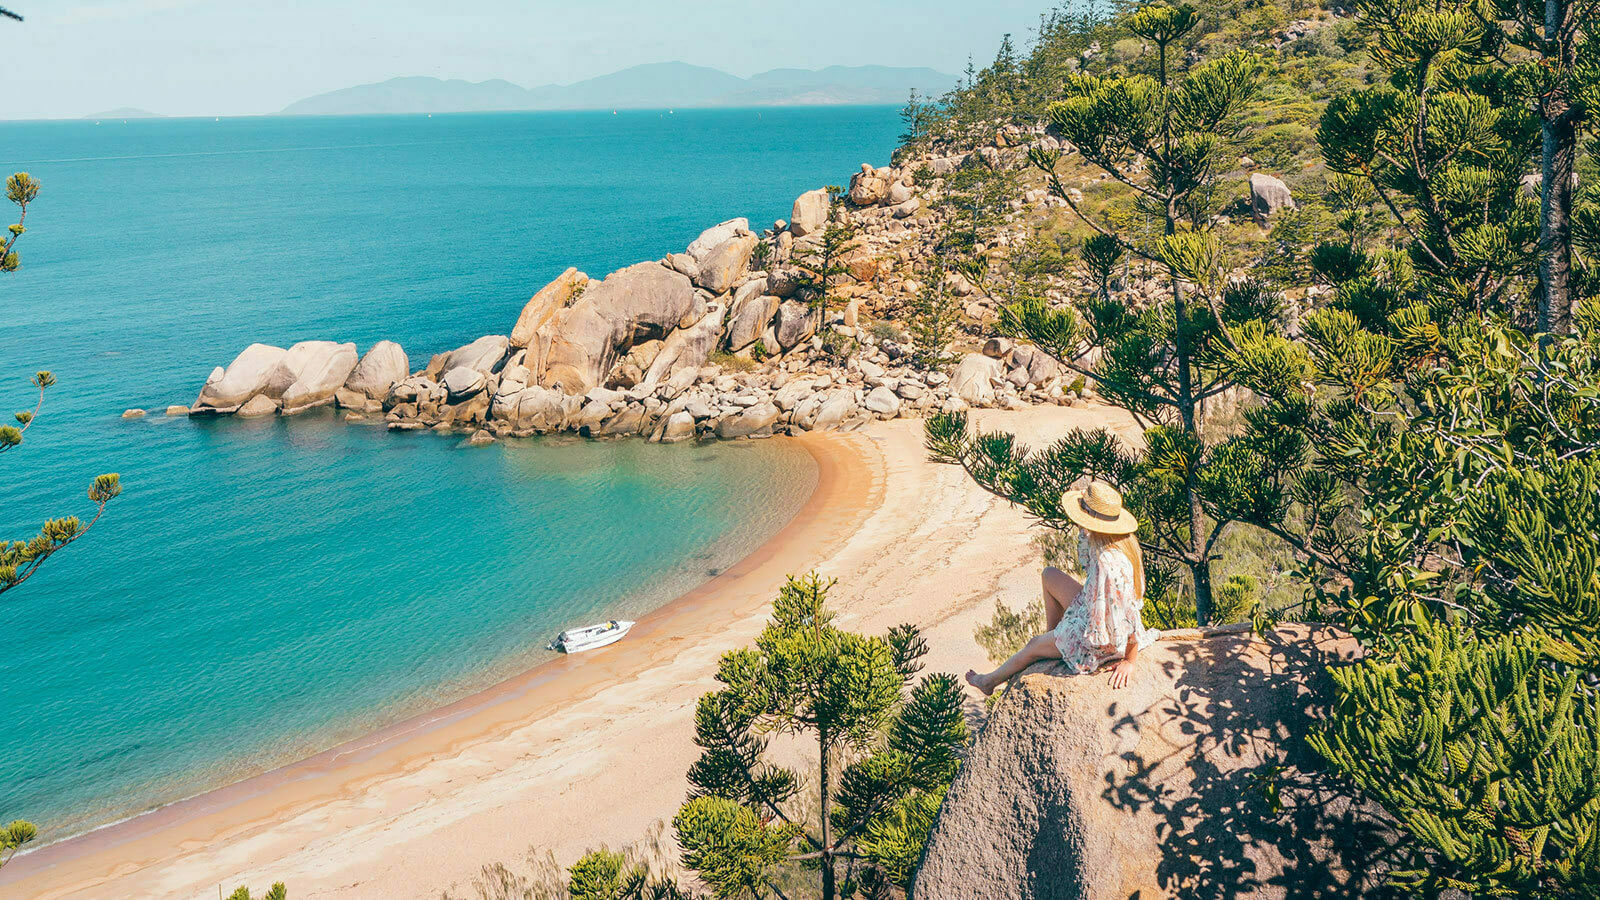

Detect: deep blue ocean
[0, 107, 900, 841]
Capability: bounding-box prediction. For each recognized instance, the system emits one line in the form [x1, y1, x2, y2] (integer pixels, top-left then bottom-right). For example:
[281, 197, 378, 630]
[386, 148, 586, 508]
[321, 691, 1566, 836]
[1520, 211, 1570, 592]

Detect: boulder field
[183, 177, 1088, 443]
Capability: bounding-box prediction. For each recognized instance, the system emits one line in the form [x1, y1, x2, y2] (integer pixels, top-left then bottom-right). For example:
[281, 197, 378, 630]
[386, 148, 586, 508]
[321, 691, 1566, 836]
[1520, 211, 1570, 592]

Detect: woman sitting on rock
[966, 480, 1160, 694]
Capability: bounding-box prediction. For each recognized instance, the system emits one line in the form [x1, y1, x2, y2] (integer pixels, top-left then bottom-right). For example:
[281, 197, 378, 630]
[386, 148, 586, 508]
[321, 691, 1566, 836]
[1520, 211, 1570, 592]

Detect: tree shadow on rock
[1099, 627, 1404, 899]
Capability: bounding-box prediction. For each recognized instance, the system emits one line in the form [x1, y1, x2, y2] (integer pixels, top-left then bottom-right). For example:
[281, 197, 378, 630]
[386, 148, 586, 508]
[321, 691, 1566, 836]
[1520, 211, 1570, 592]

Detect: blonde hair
[1089, 530, 1145, 599]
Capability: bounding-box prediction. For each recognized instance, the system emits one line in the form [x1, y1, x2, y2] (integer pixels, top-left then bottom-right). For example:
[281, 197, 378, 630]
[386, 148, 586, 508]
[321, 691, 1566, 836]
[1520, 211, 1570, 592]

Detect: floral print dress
[1052, 532, 1161, 674]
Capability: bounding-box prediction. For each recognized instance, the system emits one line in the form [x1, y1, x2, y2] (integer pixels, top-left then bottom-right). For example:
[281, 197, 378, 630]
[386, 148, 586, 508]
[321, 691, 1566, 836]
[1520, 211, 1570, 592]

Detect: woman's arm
[1109, 633, 1139, 688]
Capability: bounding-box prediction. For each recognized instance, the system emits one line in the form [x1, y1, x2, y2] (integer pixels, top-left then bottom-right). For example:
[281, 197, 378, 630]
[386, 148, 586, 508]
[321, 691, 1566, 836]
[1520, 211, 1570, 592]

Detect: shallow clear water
[0, 107, 898, 840]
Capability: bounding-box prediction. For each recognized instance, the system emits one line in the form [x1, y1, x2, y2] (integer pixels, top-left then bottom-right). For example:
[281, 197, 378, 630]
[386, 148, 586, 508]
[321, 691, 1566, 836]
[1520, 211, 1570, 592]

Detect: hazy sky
[4, 0, 1058, 120]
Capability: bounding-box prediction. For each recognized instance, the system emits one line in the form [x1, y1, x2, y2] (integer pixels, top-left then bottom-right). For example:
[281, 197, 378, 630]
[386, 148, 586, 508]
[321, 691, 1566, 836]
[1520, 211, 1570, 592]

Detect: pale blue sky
[4, 0, 1061, 119]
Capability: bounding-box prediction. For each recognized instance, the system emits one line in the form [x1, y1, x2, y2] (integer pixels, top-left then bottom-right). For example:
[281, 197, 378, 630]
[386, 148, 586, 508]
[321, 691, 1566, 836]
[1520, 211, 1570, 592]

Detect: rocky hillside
[914, 625, 1401, 899]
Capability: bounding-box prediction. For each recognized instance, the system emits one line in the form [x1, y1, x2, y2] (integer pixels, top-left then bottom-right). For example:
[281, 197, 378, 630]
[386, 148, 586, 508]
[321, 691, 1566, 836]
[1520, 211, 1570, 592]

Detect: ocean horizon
[0, 106, 899, 842]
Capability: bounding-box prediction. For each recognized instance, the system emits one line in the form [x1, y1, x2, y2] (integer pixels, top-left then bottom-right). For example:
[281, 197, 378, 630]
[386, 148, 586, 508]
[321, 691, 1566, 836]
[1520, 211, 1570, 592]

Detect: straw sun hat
[1062, 480, 1140, 535]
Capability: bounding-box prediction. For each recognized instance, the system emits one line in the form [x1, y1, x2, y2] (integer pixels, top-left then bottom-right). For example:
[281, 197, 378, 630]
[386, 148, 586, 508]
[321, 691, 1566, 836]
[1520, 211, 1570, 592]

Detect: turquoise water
[0, 107, 898, 841]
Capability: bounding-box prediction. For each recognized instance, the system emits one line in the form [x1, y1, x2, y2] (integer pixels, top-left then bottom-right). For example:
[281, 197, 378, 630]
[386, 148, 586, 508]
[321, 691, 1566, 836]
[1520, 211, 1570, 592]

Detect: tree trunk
[1171, 276, 1215, 625]
[819, 735, 836, 900]
[1537, 0, 1578, 334]
[1165, 181, 1215, 625]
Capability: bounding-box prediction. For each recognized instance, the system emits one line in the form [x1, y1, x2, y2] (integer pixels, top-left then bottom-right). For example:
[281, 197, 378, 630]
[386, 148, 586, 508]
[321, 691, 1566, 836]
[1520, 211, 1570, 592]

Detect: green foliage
[0, 820, 36, 869]
[1310, 623, 1600, 896]
[2, 370, 122, 596]
[1316, 0, 1541, 321]
[905, 255, 965, 370]
[677, 574, 968, 900]
[1229, 296, 1600, 890]
[2, 172, 37, 274]
[974, 597, 1046, 664]
[567, 847, 689, 900]
[225, 883, 287, 900]
[674, 797, 793, 899]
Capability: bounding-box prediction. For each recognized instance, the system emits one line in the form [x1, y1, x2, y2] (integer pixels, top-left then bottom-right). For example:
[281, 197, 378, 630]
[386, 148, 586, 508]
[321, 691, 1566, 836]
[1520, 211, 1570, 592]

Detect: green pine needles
[673, 573, 967, 900]
[1309, 622, 1600, 895]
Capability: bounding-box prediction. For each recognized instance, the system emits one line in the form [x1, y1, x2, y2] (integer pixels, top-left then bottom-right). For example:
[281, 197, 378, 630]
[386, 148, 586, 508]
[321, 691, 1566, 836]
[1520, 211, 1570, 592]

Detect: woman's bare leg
[1042, 566, 1083, 630]
[965, 633, 1061, 696]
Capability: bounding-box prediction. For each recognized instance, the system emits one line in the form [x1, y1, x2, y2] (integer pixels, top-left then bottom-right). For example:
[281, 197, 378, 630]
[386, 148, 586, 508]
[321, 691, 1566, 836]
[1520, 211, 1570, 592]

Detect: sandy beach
[0, 404, 1139, 899]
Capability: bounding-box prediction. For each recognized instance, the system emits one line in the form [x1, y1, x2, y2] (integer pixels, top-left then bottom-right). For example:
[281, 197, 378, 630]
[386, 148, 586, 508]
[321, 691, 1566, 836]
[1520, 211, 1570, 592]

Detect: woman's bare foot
[965, 669, 996, 696]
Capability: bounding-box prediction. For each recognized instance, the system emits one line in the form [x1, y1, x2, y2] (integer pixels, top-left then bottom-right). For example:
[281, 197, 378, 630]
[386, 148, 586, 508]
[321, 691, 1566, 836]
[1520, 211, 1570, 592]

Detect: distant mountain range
[281, 62, 957, 116]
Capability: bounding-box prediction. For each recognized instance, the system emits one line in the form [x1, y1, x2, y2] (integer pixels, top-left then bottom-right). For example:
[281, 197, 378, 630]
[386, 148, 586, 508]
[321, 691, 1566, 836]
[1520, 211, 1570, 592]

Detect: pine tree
[2, 372, 122, 595]
[930, 2, 1281, 624]
[3, 173, 38, 273]
[1476, 0, 1599, 333]
[567, 848, 691, 900]
[1223, 297, 1600, 891]
[673, 574, 967, 900]
[790, 187, 858, 320]
[1317, 0, 1541, 322]
[906, 255, 964, 370]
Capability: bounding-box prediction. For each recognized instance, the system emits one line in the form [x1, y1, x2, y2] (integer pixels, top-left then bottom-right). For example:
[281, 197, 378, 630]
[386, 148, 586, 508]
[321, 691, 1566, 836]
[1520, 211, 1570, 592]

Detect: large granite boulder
[914, 625, 1397, 900]
[949, 353, 1004, 406]
[271, 341, 359, 414]
[694, 234, 757, 293]
[774, 300, 820, 351]
[791, 189, 830, 237]
[510, 267, 588, 349]
[427, 335, 510, 381]
[1249, 173, 1296, 221]
[727, 292, 781, 352]
[236, 394, 279, 418]
[441, 366, 487, 402]
[687, 218, 750, 262]
[530, 263, 697, 394]
[643, 304, 727, 387]
[345, 341, 410, 399]
[194, 343, 287, 412]
[716, 402, 780, 439]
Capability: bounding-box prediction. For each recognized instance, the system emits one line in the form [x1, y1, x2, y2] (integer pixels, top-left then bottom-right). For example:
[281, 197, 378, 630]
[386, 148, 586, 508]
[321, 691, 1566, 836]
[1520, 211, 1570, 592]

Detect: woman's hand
[1109, 637, 1139, 688]
[1108, 657, 1136, 688]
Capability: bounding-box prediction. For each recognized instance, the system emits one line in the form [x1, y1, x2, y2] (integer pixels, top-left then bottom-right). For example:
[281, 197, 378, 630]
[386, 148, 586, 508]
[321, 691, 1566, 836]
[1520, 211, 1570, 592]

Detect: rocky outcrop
[533, 262, 696, 394]
[194, 343, 287, 412]
[1249, 173, 1296, 221]
[694, 234, 757, 293]
[849, 163, 893, 206]
[272, 341, 360, 414]
[791, 189, 830, 237]
[914, 625, 1398, 900]
[345, 340, 410, 399]
[180, 145, 1100, 441]
[510, 267, 588, 349]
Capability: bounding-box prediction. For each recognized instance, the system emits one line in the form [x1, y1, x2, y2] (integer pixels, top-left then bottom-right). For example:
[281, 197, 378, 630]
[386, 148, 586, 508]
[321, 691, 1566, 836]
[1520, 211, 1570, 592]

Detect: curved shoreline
[0, 429, 885, 898]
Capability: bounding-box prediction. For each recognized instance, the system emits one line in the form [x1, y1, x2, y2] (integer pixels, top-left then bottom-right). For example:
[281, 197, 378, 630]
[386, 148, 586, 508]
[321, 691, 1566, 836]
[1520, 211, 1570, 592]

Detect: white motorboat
[548, 619, 634, 653]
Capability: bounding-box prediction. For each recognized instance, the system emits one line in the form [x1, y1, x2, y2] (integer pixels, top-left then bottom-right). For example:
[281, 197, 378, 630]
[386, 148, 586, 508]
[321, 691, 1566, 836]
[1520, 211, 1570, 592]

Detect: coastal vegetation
[675, 573, 965, 900]
[913, 0, 1600, 892]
